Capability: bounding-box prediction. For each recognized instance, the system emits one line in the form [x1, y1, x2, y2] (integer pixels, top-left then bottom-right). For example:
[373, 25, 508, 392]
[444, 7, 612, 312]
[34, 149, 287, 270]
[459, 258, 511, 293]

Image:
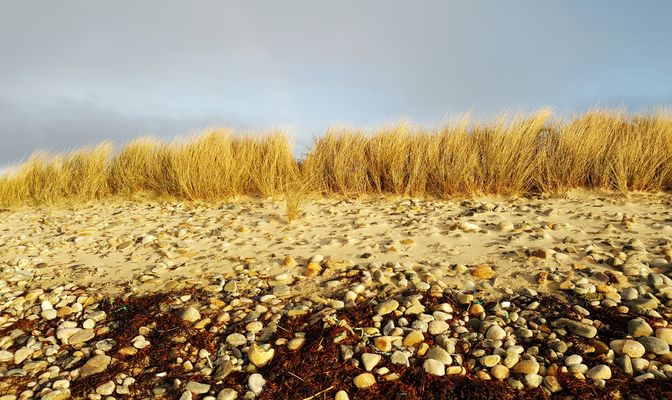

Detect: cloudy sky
[1, 1, 671, 168]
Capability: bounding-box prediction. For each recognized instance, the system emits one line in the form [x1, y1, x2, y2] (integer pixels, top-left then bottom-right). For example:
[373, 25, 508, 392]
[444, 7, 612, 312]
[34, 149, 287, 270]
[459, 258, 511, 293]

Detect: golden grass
[2, 108, 672, 210]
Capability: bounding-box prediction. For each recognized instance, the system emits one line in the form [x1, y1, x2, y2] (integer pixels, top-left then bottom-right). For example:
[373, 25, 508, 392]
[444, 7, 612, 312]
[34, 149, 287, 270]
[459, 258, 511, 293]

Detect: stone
[523, 373, 543, 388]
[213, 361, 235, 380]
[217, 388, 238, 400]
[272, 284, 291, 297]
[564, 354, 582, 367]
[186, 382, 211, 394]
[486, 325, 506, 341]
[427, 320, 450, 335]
[177, 307, 201, 322]
[353, 373, 376, 388]
[471, 266, 495, 280]
[391, 351, 410, 367]
[566, 321, 597, 338]
[22, 361, 48, 374]
[13, 347, 34, 364]
[40, 390, 71, 400]
[586, 365, 611, 380]
[543, 376, 563, 393]
[480, 355, 501, 368]
[638, 336, 670, 355]
[629, 319, 654, 337]
[491, 365, 510, 380]
[423, 359, 446, 376]
[656, 328, 672, 345]
[226, 333, 247, 346]
[402, 330, 424, 348]
[612, 340, 646, 358]
[513, 359, 539, 375]
[361, 353, 381, 371]
[426, 347, 452, 365]
[248, 373, 266, 396]
[96, 381, 116, 396]
[374, 300, 399, 315]
[79, 355, 111, 378]
[334, 390, 349, 400]
[248, 344, 274, 368]
[68, 329, 95, 345]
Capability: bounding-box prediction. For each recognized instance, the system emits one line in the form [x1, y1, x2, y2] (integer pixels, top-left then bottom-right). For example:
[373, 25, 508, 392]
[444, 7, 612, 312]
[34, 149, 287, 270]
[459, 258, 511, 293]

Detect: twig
[287, 371, 305, 382]
[301, 385, 334, 400]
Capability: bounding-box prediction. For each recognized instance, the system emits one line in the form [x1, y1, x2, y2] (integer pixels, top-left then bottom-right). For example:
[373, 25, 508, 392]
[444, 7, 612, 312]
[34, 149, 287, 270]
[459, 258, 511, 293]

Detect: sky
[1, 1, 672, 169]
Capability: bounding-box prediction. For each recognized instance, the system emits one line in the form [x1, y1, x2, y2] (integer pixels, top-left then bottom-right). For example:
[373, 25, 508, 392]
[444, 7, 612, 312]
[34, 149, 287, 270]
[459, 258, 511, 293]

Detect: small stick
[287, 371, 305, 382]
[301, 385, 334, 400]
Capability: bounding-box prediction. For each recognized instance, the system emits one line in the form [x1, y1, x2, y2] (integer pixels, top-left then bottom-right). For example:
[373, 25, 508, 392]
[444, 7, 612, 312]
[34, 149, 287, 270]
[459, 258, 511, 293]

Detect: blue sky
[1, 1, 671, 168]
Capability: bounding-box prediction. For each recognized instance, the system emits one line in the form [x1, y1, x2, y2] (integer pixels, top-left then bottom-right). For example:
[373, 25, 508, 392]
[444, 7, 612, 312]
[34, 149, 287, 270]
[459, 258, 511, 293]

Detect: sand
[2, 189, 671, 301]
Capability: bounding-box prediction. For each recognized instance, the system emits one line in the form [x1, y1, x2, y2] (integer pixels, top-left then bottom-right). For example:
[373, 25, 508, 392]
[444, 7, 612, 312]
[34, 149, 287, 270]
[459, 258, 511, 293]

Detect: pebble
[248, 373, 266, 396]
[361, 353, 382, 371]
[638, 336, 670, 355]
[423, 359, 445, 376]
[177, 307, 201, 322]
[353, 373, 376, 388]
[79, 355, 111, 378]
[247, 344, 275, 367]
[628, 319, 654, 337]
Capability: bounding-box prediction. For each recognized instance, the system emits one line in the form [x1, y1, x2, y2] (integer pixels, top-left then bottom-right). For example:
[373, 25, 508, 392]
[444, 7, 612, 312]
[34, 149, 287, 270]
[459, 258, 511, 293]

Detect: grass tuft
[2, 108, 672, 209]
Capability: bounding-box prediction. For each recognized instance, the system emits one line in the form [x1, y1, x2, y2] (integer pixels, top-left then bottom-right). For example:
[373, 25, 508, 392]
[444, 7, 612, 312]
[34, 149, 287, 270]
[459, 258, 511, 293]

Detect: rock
[629, 319, 653, 337]
[426, 347, 452, 365]
[564, 354, 582, 366]
[513, 359, 539, 375]
[179, 391, 192, 400]
[638, 336, 670, 355]
[427, 320, 450, 335]
[471, 266, 495, 279]
[353, 373, 376, 388]
[566, 321, 597, 338]
[523, 373, 543, 388]
[248, 373, 266, 396]
[22, 361, 48, 374]
[177, 307, 201, 322]
[402, 330, 425, 348]
[226, 333, 247, 346]
[391, 351, 410, 367]
[96, 381, 116, 395]
[423, 359, 446, 376]
[213, 361, 235, 380]
[68, 329, 95, 345]
[498, 221, 514, 230]
[586, 365, 611, 380]
[334, 390, 349, 400]
[13, 347, 34, 364]
[79, 355, 111, 378]
[186, 382, 211, 394]
[361, 353, 381, 371]
[374, 300, 399, 315]
[615, 355, 633, 375]
[543, 376, 563, 393]
[612, 340, 646, 358]
[271, 284, 291, 297]
[217, 388, 238, 400]
[656, 328, 672, 345]
[486, 325, 506, 341]
[491, 365, 510, 380]
[480, 355, 501, 368]
[41, 390, 71, 400]
[248, 344, 274, 368]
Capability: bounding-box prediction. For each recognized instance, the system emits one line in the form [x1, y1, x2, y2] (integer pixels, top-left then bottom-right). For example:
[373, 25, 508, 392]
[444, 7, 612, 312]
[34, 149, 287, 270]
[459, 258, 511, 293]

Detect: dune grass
[1, 108, 672, 212]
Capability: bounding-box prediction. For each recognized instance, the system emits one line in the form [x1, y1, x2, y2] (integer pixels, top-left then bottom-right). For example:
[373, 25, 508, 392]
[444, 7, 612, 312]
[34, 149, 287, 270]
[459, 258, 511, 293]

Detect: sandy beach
[2, 190, 672, 300]
[2, 191, 672, 399]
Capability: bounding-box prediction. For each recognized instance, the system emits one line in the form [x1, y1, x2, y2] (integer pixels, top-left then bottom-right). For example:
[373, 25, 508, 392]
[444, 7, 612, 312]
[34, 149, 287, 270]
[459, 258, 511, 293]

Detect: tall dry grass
[1, 108, 672, 210]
